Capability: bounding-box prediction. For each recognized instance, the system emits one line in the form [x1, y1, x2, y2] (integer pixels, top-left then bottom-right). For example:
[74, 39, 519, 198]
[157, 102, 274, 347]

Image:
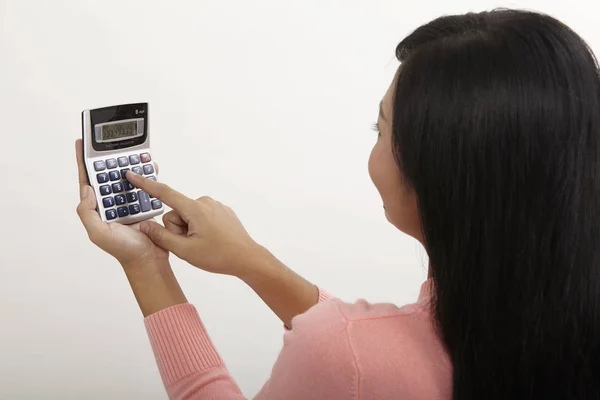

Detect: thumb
[80, 185, 97, 206]
[140, 220, 188, 257]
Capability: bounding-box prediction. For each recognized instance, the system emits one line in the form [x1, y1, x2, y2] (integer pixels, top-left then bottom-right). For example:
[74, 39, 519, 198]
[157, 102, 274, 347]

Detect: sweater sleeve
[144, 293, 356, 400]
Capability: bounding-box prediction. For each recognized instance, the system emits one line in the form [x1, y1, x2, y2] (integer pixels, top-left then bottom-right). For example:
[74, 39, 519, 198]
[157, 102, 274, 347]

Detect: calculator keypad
[93, 152, 162, 221]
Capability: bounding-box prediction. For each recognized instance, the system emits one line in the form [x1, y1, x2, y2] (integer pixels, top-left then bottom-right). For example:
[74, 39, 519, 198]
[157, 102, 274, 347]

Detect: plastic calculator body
[81, 102, 164, 224]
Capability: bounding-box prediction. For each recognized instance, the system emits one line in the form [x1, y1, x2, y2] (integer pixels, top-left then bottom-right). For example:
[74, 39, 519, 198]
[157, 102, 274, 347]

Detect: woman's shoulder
[333, 296, 427, 321]
[298, 279, 434, 327]
[286, 281, 451, 399]
[289, 280, 441, 356]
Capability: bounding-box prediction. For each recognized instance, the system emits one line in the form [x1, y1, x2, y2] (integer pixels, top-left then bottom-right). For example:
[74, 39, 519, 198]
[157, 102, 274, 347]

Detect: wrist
[121, 258, 187, 317]
[236, 244, 285, 285]
[120, 255, 169, 275]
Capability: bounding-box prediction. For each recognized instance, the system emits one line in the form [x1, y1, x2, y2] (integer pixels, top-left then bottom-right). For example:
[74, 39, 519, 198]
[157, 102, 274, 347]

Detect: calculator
[81, 102, 164, 224]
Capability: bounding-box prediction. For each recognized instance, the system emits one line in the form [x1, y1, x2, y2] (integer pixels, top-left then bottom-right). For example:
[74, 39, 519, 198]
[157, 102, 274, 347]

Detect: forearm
[238, 246, 320, 328]
[122, 259, 188, 317]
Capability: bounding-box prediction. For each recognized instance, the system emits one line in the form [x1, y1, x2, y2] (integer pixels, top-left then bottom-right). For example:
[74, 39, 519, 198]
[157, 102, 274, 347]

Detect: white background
[0, 1, 597, 399]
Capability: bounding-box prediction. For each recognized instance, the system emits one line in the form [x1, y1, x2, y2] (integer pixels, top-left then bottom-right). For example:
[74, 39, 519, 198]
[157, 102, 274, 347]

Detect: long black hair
[393, 9, 600, 399]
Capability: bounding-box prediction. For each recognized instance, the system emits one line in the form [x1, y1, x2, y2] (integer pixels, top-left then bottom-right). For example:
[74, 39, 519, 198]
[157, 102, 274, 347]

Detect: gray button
[143, 164, 154, 175]
[151, 199, 162, 210]
[129, 154, 140, 165]
[138, 190, 151, 212]
[106, 158, 118, 169]
[118, 156, 129, 167]
[94, 160, 106, 171]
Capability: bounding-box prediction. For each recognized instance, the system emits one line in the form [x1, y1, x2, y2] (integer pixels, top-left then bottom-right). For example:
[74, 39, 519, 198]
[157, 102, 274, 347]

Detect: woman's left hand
[75, 139, 168, 269]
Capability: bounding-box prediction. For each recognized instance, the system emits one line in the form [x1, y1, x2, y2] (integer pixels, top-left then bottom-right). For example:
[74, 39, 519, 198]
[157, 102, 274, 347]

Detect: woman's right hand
[125, 171, 266, 278]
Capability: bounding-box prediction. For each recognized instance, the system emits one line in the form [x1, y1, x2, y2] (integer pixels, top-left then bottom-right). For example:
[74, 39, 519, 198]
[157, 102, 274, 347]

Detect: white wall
[0, 0, 597, 398]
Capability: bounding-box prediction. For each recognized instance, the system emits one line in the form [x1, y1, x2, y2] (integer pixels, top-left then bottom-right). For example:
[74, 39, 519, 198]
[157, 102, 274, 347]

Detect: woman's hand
[125, 171, 264, 278]
[126, 170, 321, 326]
[75, 139, 187, 316]
[75, 139, 168, 269]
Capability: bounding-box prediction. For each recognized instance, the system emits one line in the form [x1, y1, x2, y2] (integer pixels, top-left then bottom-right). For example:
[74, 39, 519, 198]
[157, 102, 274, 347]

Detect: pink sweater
[144, 280, 452, 399]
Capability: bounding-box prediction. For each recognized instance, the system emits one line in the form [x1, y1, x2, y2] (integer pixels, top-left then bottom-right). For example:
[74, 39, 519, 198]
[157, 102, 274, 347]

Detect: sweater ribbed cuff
[318, 287, 334, 302]
[284, 287, 333, 330]
[144, 303, 223, 385]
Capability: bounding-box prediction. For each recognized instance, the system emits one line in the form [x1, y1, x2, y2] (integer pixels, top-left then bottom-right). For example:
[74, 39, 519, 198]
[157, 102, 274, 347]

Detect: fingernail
[140, 222, 150, 233]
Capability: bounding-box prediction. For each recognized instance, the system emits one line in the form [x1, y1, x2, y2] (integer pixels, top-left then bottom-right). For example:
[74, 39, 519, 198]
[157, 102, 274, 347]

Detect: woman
[76, 8, 600, 400]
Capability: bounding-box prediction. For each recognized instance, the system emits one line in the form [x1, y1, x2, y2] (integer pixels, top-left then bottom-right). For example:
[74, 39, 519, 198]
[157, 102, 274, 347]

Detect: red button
[140, 153, 152, 163]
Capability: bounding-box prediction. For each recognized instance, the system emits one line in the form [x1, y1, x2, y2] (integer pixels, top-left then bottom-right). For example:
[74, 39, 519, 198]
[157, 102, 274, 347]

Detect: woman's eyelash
[371, 122, 380, 133]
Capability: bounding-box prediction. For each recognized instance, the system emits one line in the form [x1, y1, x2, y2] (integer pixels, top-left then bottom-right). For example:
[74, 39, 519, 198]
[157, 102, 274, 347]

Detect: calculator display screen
[101, 121, 138, 141]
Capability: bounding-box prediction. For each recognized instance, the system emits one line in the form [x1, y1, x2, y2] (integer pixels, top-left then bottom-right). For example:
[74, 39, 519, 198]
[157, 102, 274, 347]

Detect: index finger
[126, 171, 194, 213]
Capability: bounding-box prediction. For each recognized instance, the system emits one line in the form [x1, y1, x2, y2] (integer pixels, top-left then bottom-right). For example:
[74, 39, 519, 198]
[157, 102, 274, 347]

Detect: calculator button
[123, 181, 134, 191]
[96, 173, 109, 183]
[129, 204, 141, 215]
[129, 154, 140, 165]
[117, 206, 130, 218]
[143, 164, 155, 175]
[138, 190, 152, 212]
[114, 194, 126, 205]
[105, 209, 117, 220]
[112, 182, 123, 193]
[126, 192, 138, 203]
[102, 197, 115, 208]
[151, 199, 163, 210]
[106, 158, 118, 169]
[108, 171, 120, 181]
[140, 153, 151, 163]
[99, 185, 112, 196]
[120, 168, 130, 179]
[93, 160, 106, 171]
[118, 156, 129, 167]
[131, 166, 143, 175]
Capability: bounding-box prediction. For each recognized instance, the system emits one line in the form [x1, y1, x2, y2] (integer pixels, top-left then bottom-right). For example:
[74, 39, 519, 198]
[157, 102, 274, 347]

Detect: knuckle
[197, 195, 213, 203]
[76, 203, 85, 216]
[151, 227, 162, 240]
